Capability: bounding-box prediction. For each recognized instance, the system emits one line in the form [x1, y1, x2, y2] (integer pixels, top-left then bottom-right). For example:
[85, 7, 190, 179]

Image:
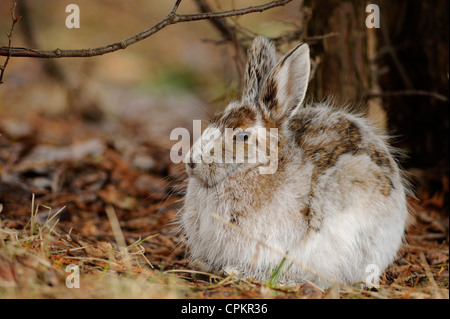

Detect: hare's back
[287, 105, 400, 199]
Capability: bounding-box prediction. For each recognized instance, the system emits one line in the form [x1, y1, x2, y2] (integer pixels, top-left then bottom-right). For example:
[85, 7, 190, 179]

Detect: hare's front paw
[221, 266, 241, 278]
[189, 259, 240, 279]
[189, 258, 214, 273]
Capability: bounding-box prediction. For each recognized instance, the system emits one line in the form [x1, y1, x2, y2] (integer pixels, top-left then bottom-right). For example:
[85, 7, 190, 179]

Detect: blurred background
[0, 0, 448, 212]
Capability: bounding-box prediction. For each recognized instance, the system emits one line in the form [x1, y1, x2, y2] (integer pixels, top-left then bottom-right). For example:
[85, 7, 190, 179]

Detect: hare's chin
[186, 166, 227, 188]
[191, 163, 266, 188]
[192, 174, 227, 188]
[190, 165, 243, 188]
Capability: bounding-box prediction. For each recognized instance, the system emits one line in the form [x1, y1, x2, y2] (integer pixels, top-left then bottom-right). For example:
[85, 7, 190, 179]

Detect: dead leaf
[16, 138, 106, 171]
[301, 283, 323, 299]
[426, 251, 449, 265]
[0, 255, 16, 285]
[79, 240, 114, 258]
[80, 220, 99, 236]
[98, 185, 138, 210]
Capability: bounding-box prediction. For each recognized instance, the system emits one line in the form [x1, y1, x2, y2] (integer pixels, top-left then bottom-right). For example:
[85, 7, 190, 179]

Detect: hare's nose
[188, 161, 196, 169]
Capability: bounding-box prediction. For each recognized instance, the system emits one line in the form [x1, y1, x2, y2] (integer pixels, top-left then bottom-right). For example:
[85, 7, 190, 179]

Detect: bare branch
[170, 0, 183, 15]
[364, 90, 449, 102]
[194, 0, 247, 81]
[378, 3, 413, 90]
[195, 0, 239, 42]
[0, 2, 20, 84]
[0, 0, 293, 59]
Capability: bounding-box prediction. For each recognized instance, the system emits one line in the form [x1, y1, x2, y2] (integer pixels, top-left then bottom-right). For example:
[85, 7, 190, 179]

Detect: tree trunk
[305, 0, 449, 170]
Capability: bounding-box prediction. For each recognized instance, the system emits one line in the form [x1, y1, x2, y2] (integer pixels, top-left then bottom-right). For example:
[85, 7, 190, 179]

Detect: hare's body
[180, 37, 409, 287]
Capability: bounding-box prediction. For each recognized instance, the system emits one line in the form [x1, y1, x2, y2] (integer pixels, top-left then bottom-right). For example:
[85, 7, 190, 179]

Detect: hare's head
[186, 36, 311, 187]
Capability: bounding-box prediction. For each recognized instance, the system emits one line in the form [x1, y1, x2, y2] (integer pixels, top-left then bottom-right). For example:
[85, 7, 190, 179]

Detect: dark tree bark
[304, 0, 449, 171]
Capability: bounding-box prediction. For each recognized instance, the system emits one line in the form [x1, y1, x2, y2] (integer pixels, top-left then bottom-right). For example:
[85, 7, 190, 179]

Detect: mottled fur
[180, 36, 409, 288]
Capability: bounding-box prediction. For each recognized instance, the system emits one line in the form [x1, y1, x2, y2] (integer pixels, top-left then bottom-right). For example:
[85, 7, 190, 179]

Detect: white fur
[270, 43, 311, 118]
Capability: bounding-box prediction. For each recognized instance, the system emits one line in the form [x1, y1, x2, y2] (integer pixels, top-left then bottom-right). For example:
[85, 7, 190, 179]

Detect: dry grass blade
[105, 205, 129, 261]
[419, 253, 446, 299]
[215, 272, 236, 286]
[164, 268, 223, 280]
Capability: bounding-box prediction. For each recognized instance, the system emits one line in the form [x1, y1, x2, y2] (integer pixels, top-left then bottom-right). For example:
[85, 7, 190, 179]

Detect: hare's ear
[242, 36, 277, 105]
[260, 43, 310, 122]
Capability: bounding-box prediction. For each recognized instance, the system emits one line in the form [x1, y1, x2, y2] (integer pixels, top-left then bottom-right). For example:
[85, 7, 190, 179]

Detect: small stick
[365, 90, 448, 102]
[105, 205, 129, 262]
[0, 2, 21, 84]
[419, 252, 445, 299]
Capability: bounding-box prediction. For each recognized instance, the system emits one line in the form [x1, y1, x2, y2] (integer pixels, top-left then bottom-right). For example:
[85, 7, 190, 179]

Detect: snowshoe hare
[180, 36, 409, 288]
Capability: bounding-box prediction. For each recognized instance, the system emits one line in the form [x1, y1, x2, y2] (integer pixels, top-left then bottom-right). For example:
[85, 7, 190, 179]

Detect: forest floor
[0, 107, 448, 299]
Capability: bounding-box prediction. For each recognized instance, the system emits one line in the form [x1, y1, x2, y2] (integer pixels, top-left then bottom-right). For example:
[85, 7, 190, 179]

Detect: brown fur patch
[290, 113, 363, 181]
[368, 145, 394, 171]
[367, 146, 395, 195]
[289, 110, 397, 228]
[230, 210, 247, 225]
[211, 106, 257, 130]
[374, 172, 395, 197]
[209, 111, 224, 126]
[260, 107, 281, 130]
[290, 111, 383, 228]
[261, 75, 278, 114]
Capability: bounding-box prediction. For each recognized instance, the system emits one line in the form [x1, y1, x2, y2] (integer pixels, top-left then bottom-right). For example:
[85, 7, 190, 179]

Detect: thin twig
[194, 0, 247, 81]
[378, 1, 413, 89]
[195, 0, 238, 42]
[304, 32, 338, 42]
[164, 268, 223, 281]
[405, 244, 449, 255]
[170, 0, 182, 15]
[0, 0, 293, 59]
[0, 2, 20, 84]
[419, 253, 445, 299]
[365, 90, 449, 102]
[105, 205, 129, 262]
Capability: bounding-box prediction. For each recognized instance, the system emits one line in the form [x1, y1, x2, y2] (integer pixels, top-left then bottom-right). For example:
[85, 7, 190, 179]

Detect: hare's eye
[235, 131, 250, 142]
